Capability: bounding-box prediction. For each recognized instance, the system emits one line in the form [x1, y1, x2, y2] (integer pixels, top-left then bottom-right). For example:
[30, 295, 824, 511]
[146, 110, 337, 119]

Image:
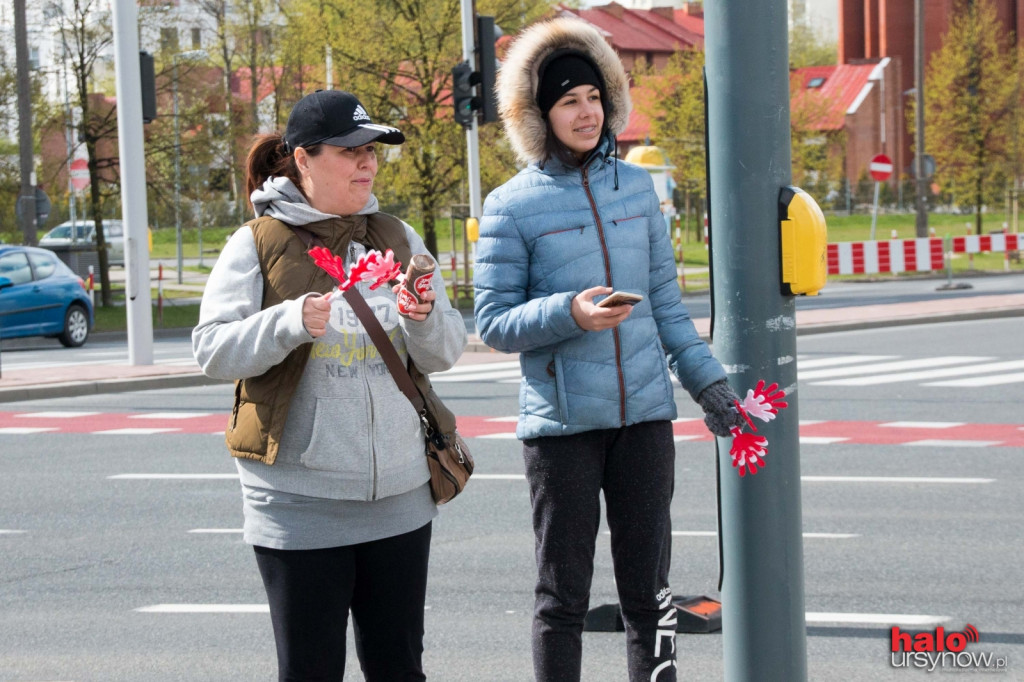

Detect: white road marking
[800, 356, 991, 380]
[902, 439, 1002, 448]
[926, 371, 1024, 387]
[0, 427, 60, 434]
[127, 412, 214, 419]
[135, 604, 269, 613]
[799, 436, 850, 444]
[880, 421, 965, 429]
[802, 476, 993, 484]
[817, 360, 1024, 386]
[93, 428, 181, 435]
[108, 473, 238, 480]
[797, 355, 898, 369]
[805, 612, 948, 627]
[15, 411, 101, 419]
[670, 531, 858, 539]
[0, 530, 27, 534]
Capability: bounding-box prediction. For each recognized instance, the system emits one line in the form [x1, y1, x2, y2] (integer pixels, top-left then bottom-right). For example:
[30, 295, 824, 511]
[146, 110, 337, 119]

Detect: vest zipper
[581, 166, 627, 425]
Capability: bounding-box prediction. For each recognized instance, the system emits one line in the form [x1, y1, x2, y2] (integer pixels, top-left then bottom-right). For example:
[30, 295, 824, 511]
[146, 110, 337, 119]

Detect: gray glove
[697, 380, 745, 437]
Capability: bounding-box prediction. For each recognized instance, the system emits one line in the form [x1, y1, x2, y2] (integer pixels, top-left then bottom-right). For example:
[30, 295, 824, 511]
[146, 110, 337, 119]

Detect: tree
[286, 0, 552, 257]
[924, 0, 1017, 232]
[789, 19, 837, 68]
[55, 0, 120, 306]
[632, 50, 706, 239]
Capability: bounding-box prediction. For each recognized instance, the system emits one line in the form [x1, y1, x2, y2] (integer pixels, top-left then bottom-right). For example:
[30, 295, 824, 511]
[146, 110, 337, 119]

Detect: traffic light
[475, 15, 497, 124]
[452, 61, 476, 128]
[139, 51, 157, 124]
[451, 15, 499, 128]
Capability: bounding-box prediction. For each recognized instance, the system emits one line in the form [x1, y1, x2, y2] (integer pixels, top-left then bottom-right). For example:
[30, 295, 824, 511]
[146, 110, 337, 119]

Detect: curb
[0, 373, 224, 403]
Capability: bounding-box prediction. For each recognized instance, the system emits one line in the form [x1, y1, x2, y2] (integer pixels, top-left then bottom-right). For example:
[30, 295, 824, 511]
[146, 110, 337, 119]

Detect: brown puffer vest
[226, 212, 412, 465]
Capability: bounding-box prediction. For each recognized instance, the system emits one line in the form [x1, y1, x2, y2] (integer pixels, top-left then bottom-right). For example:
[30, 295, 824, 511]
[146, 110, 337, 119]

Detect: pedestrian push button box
[779, 186, 827, 296]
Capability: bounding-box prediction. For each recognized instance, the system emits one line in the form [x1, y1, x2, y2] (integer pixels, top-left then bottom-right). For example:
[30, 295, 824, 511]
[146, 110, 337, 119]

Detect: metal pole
[914, 0, 929, 237]
[870, 181, 881, 241]
[111, 0, 154, 364]
[174, 58, 183, 285]
[705, 0, 807, 679]
[14, 0, 37, 245]
[60, 22, 78, 228]
[460, 0, 482, 220]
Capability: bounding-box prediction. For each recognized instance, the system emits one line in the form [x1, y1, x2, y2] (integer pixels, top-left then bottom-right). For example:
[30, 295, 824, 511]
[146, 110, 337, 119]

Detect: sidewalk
[1, 291, 1022, 403]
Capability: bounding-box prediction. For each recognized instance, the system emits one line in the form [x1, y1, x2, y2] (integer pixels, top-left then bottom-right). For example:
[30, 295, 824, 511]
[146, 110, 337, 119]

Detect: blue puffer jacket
[474, 136, 727, 440]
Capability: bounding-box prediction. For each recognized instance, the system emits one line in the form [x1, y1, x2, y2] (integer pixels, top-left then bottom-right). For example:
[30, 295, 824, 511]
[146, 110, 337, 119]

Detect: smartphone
[597, 291, 644, 308]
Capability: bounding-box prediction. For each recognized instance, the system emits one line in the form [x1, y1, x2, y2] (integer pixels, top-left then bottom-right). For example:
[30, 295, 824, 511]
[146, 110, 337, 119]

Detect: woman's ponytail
[245, 133, 300, 206]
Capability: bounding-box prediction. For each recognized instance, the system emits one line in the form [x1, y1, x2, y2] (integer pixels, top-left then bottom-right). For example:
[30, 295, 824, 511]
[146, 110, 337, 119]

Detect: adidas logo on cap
[352, 105, 371, 122]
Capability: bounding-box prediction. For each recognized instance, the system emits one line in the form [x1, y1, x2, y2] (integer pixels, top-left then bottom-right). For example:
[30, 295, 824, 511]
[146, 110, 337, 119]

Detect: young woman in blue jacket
[473, 17, 744, 682]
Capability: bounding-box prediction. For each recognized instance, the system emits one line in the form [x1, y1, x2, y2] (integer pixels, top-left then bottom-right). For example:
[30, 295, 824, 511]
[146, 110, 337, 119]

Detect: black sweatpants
[253, 522, 432, 682]
[523, 420, 678, 682]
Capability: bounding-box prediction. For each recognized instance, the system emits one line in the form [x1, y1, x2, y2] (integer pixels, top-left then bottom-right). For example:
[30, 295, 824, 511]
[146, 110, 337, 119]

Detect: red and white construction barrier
[827, 233, 1020, 276]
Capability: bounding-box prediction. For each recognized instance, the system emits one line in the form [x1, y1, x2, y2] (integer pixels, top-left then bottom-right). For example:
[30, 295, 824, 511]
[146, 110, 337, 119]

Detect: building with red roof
[790, 58, 902, 190]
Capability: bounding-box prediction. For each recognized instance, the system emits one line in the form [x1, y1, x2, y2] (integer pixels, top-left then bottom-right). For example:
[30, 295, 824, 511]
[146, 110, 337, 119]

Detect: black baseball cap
[283, 90, 405, 151]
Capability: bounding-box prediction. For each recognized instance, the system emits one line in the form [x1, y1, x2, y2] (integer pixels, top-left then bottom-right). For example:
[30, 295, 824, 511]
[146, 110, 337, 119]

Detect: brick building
[839, 0, 1024, 178]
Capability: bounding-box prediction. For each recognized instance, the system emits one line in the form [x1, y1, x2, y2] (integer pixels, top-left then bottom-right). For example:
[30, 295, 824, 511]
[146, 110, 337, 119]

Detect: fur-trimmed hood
[497, 16, 631, 166]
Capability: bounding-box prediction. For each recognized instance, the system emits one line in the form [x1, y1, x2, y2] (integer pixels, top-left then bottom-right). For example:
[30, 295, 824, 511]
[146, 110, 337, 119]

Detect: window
[161, 27, 179, 53]
[28, 252, 56, 280]
[191, 28, 202, 50]
[0, 253, 32, 285]
[807, 77, 826, 89]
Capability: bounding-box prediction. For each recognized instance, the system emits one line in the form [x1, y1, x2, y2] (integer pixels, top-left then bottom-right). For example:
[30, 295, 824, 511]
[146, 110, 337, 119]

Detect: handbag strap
[288, 224, 426, 414]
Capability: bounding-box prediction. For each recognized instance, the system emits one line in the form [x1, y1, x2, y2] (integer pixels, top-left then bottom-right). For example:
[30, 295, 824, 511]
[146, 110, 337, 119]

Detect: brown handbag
[288, 224, 473, 504]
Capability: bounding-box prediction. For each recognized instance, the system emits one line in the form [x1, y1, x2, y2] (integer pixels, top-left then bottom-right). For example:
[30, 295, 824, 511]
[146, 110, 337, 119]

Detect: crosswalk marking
[798, 355, 898, 369]
[0, 427, 60, 434]
[926, 371, 1024, 387]
[798, 356, 992, 381]
[816, 359, 1024, 386]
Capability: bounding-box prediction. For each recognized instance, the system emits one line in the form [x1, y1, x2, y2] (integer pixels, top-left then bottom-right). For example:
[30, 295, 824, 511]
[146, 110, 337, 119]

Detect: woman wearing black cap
[473, 18, 743, 681]
[193, 89, 466, 681]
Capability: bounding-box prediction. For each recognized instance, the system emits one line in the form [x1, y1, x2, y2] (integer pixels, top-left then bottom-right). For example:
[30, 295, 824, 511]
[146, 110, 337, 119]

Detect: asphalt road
[1, 317, 1022, 680]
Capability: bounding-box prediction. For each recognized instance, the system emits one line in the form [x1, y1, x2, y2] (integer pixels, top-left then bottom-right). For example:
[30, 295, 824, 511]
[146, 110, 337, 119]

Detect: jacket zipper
[582, 166, 627, 424]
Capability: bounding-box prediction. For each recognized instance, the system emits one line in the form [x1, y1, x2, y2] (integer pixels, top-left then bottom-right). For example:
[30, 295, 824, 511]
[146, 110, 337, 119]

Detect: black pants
[523, 421, 678, 682]
[253, 522, 432, 682]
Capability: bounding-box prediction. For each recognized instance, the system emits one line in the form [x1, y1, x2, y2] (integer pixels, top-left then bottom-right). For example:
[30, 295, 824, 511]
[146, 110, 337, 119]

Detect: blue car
[0, 245, 95, 347]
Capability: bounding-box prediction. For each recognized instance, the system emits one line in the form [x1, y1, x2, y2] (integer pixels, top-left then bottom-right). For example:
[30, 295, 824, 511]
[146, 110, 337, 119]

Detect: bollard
[157, 262, 163, 326]
[87, 265, 95, 307]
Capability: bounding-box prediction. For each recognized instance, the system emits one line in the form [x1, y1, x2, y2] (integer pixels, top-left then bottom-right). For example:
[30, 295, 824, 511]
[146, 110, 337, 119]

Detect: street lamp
[173, 49, 207, 284]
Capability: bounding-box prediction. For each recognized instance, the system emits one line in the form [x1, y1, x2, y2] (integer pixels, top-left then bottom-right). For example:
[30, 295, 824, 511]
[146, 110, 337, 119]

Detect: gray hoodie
[194, 178, 466, 533]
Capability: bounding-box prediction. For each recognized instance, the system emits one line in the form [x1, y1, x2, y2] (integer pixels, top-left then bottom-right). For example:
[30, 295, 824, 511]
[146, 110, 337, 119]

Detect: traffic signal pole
[704, 1, 808, 680]
[460, 0, 482, 220]
[111, 0, 154, 364]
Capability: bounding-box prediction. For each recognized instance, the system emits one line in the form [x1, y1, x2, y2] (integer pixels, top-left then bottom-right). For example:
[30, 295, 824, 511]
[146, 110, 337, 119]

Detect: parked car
[40, 219, 125, 266]
[0, 245, 94, 347]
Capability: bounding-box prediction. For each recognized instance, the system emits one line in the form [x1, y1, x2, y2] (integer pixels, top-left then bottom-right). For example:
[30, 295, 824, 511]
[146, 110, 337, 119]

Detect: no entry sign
[70, 159, 90, 191]
[869, 154, 893, 182]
